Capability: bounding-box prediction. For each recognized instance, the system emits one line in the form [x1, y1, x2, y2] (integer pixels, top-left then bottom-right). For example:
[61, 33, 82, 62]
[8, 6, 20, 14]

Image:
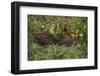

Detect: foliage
[28, 15, 88, 60]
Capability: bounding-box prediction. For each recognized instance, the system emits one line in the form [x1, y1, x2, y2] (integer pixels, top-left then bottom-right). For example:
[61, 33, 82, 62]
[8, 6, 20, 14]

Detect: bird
[63, 26, 76, 37]
[33, 32, 53, 45]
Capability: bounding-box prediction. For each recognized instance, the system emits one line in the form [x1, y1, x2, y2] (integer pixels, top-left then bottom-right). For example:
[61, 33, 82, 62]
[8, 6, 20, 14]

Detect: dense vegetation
[28, 15, 88, 61]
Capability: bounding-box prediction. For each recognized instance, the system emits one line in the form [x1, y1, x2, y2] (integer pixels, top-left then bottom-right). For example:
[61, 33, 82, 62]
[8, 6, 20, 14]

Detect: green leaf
[49, 24, 55, 34]
[80, 33, 83, 37]
[76, 29, 79, 34]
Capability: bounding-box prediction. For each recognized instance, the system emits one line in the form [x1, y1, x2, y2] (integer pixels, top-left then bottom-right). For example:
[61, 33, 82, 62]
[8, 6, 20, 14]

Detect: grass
[28, 42, 87, 61]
